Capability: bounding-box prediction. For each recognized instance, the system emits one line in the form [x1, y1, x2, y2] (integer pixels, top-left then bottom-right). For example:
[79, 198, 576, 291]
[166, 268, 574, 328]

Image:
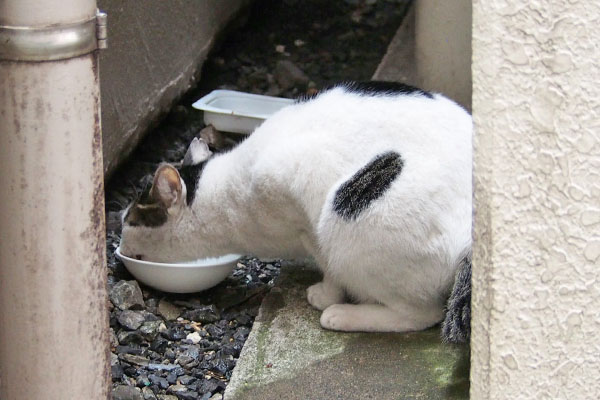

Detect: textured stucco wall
[98, 0, 248, 177]
[472, 1, 600, 398]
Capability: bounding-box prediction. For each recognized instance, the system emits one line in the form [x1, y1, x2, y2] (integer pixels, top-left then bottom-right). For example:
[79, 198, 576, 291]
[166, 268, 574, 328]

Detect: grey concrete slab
[372, 4, 417, 85]
[98, 0, 249, 177]
[225, 264, 469, 400]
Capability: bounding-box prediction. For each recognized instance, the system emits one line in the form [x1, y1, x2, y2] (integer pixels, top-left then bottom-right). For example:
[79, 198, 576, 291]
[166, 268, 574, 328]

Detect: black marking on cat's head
[333, 151, 404, 221]
[441, 252, 472, 344]
[123, 189, 169, 228]
[178, 162, 206, 205]
[295, 80, 432, 103]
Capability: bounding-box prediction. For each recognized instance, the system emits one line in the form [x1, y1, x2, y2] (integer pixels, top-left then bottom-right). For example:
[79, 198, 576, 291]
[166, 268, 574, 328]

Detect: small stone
[111, 352, 119, 366]
[136, 374, 151, 388]
[167, 384, 187, 394]
[209, 394, 223, 400]
[233, 327, 250, 341]
[110, 280, 145, 310]
[110, 328, 120, 348]
[182, 305, 220, 324]
[235, 313, 252, 326]
[158, 300, 182, 321]
[118, 331, 144, 345]
[112, 385, 143, 400]
[294, 39, 305, 47]
[142, 386, 158, 400]
[150, 337, 169, 353]
[111, 363, 125, 380]
[119, 354, 150, 367]
[149, 375, 170, 390]
[164, 349, 176, 360]
[186, 332, 201, 344]
[157, 396, 178, 400]
[166, 371, 179, 384]
[205, 324, 224, 338]
[118, 310, 146, 330]
[275, 44, 285, 53]
[178, 375, 196, 385]
[147, 363, 178, 372]
[176, 355, 197, 368]
[140, 320, 163, 341]
[116, 345, 143, 355]
[274, 60, 309, 90]
[175, 392, 200, 400]
[162, 327, 187, 341]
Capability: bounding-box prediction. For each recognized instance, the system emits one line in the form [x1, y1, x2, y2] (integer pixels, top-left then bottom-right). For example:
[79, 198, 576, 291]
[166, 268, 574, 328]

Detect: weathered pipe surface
[0, 54, 110, 399]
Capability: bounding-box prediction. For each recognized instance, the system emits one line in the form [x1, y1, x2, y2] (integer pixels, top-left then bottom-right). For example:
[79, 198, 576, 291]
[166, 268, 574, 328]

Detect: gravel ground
[105, 1, 411, 399]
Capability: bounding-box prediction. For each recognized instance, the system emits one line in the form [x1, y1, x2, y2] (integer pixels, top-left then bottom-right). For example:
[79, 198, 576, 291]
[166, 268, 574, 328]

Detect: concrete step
[224, 265, 469, 400]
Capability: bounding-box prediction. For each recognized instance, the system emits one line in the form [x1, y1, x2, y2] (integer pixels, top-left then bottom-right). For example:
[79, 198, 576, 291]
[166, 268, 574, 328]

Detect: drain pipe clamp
[0, 9, 108, 62]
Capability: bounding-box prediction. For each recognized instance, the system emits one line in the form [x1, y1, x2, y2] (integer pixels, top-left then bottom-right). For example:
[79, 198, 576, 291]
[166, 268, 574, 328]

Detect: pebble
[112, 385, 144, 400]
[274, 60, 309, 90]
[118, 331, 144, 345]
[186, 331, 202, 344]
[157, 395, 178, 400]
[142, 386, 158, 400]
[182, 305, 220, 324]
[110, 280, 145, 310]
[119, 354, 150, 367]
[147, 363, 178, 372]
[149, 375, 170, 390]
[158, 300, 182, 321]
[140, 320, 163, 341]
[118, 310, 146, 330]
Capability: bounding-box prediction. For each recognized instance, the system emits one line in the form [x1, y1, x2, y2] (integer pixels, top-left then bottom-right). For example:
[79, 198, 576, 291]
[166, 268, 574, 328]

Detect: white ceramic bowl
[192, 90, 295, 134]
[115, 247, 241, 293]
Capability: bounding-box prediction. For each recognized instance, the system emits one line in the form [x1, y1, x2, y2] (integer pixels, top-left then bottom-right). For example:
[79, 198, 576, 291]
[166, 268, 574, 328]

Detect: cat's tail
[441, 251, 472, 344]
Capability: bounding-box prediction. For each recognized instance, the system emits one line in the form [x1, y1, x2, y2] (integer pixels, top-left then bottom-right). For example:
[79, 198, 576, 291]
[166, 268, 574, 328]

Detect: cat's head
[119, 137, 214, 263]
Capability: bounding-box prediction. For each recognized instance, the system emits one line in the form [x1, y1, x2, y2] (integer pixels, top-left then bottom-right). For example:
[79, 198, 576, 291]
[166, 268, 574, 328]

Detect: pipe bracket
[0, 9, 108, 61]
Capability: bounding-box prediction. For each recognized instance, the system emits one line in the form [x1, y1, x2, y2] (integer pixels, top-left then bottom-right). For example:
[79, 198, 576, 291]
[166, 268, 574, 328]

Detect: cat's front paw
[307, 281, 344, 311]
[320, 304, 354, 331]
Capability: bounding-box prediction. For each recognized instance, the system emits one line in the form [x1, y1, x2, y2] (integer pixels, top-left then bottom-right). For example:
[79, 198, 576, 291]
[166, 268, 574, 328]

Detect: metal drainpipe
[0, 1, 110, 399]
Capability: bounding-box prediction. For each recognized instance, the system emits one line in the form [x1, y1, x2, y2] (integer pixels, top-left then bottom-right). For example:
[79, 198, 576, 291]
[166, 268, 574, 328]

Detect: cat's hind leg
[320, 302, 443, 333]
[307, 275, 345, 311]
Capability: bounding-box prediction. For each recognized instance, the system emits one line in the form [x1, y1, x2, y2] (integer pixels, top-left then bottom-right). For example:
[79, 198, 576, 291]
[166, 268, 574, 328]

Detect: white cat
[120, 81, 472, 336]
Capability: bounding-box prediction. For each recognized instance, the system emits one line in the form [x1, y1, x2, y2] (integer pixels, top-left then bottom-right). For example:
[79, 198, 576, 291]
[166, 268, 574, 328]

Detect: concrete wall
[472, 1, 600, 398]
[98, 0, 248, 177]
[415, 0, 472, 110]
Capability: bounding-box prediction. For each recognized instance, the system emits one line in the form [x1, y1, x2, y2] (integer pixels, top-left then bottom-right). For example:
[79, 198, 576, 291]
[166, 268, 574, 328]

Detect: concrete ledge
[225, 265, 469, 400]
[98, 0, 250, 177]
[372, 4, 416, 85]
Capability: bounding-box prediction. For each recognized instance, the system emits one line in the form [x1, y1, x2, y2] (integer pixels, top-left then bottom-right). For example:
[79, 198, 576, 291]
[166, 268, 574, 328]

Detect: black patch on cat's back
[333, 151, 404, 220]
[296, 80, 433, 103]
[178, 163, 205, 205]
[341, 81, 433, 98]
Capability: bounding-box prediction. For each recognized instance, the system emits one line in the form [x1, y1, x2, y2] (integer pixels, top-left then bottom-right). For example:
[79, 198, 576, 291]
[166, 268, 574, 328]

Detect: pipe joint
[0, 9, 108, 62]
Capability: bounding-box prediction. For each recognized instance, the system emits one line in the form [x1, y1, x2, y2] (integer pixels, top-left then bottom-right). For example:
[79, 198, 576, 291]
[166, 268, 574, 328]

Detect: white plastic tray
[192, 90, 295, 134]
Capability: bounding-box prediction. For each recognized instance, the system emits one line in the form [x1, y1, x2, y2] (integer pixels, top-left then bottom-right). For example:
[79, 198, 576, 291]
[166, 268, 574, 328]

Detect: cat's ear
[182, 137, 212, 166]
[150, 164, 183, 209]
